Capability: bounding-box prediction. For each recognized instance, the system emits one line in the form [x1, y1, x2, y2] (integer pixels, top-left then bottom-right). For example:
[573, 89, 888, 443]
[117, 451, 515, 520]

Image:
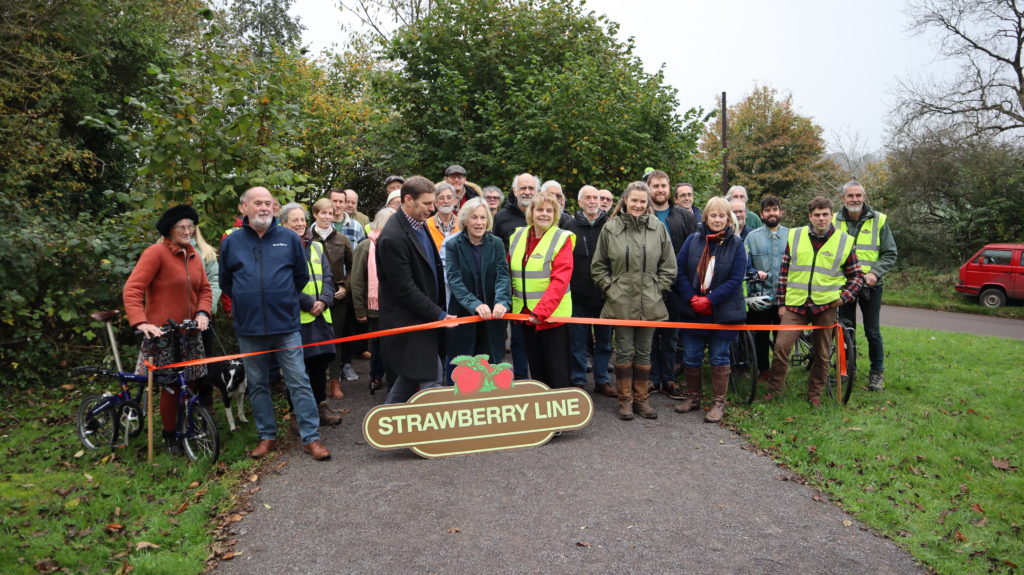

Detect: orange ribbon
[149, 314, 846, 378]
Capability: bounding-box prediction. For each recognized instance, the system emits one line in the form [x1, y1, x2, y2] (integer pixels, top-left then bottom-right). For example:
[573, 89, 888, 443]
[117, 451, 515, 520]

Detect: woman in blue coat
[444, 197, 512, 379]
[673, 196, 748, 423]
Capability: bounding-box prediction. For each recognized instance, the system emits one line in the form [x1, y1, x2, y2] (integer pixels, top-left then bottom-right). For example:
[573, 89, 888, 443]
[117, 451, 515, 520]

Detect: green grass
[884, 266, 1024, 319]
[727, 326, 1024, 575]
[0, 380, 266, 574]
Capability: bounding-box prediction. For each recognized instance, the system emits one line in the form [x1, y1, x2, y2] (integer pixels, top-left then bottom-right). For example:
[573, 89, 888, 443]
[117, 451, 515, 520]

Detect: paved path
[880, 305, 1023, 340]
[214, 364, 925, 575]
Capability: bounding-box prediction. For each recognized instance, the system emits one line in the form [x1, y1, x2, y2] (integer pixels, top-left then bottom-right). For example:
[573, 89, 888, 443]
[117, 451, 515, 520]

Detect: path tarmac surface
[214, 363, 927, 575]
[880, 305, 1023, 340]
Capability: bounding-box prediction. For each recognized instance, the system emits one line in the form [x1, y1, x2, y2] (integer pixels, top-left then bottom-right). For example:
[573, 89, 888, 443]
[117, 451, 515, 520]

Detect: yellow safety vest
[300, 242, 333, 325]
[509, 225, 575, 318]
[785, 226, 854, 307]
[834, 212, 886, 273]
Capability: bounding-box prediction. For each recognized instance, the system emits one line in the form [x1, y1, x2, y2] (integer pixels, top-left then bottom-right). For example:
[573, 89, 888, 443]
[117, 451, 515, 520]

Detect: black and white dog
[208, 359, 247, 431]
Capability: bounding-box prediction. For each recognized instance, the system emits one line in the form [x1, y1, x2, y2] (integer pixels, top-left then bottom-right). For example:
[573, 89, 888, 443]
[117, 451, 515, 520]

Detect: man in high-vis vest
[835, 180, 897, 391]
[763, 197, 864, 406]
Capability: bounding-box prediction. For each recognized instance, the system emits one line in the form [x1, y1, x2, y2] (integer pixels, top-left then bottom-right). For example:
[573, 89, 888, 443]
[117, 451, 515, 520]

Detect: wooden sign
[362, 356, 594, 458]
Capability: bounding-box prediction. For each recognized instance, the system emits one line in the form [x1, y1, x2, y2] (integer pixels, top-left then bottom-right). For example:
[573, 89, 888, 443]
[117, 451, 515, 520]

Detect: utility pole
[721, 91, 729, 196]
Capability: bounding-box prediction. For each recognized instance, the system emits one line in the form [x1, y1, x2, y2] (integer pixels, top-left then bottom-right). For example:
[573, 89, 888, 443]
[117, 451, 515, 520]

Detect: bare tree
[337, 0, 433, 40]
[894, 0, 1024, 140]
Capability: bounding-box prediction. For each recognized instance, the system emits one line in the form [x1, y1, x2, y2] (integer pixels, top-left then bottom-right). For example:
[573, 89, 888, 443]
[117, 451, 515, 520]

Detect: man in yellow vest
[763, 197, 864, 406]
[835, 180, 897, 391]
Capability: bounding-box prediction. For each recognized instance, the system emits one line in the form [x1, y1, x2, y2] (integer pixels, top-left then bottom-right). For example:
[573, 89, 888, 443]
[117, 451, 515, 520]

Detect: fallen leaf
[970, 517, 988, 527]
[114, 561, 134, 575]
[991, 458, 1018, 471]
[189, 481, 200, 489]
[812, 494, 826, 502]
[896, 530, 913, 537]
[106, 523, 125, 532]
[971, 503, 985, 514]
[954, 530, 967, 542]
[61, 384, 75, 390]
[249, 474, 259, 483]
[73, 450, 85, 459]
[227, 514, 243, 523]
[64, 497, 81, 510]
[84, 473, 93, 481]
[960, 484, 969, 494]
[115, 507, 121, 517]
[576, 541, 592, 548]
[53, 487, 72, 497]
[807, 445, 817, 453]
[842, 520, 853, 527]
[221, 551, 240, 561]
[275, 461, 289, 470]
[447, 527, 461, 533]
[847, 427, 862, 431]
[263, 503, 272, 509]
[33, 559, 59, 573]
[134, 541, 160, 551]
[172, 501, 189, 515]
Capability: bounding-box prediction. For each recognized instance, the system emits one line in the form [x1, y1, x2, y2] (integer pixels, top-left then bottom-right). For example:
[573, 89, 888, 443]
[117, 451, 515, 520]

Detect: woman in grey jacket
[591, 181, 677, 420]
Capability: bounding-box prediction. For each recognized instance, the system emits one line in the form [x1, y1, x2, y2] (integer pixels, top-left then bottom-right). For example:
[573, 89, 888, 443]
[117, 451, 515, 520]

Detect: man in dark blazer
[377, 175, 454, 404]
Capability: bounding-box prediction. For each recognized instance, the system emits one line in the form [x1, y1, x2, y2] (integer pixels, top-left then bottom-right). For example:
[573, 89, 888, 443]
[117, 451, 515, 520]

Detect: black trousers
[521, 323, 571, 389]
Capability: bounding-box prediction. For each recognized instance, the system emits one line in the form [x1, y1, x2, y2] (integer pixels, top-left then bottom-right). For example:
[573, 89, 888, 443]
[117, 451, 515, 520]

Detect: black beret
[156, 205, 199, 237]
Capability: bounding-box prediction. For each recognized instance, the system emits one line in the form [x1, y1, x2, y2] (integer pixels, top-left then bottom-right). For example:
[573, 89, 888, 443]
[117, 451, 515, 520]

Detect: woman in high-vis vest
[509, 191, 575, 389]
[591, 181, 677, 421]
[672, 196, 748, 423]
[280, 203, 343, 426]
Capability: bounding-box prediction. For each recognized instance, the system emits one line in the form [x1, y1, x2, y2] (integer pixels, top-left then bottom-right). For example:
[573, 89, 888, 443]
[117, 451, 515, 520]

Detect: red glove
[691, 295, 712, 315]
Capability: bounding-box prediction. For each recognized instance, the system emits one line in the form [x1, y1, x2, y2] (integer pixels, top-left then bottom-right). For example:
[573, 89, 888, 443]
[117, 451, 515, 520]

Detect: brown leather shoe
[248, 439, 277, 458]
[303, 440, 331, 460]
[594, 383, 617, 398]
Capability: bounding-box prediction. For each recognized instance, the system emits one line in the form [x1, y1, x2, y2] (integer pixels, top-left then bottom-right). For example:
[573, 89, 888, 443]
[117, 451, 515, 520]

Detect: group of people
[121, 162, 896, 462]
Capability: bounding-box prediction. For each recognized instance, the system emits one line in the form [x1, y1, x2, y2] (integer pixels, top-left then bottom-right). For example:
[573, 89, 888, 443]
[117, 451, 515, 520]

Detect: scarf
[367, 230, 380, 311]
[697, 230, 727, 294]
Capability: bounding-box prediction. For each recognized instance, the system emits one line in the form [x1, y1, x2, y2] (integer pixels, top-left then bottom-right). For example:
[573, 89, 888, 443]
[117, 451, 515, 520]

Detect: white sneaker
[342, 363, 359, 381]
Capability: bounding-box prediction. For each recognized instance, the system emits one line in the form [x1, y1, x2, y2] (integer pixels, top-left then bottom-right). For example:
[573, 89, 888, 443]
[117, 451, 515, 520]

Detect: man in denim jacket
[744, 195, 788, 382]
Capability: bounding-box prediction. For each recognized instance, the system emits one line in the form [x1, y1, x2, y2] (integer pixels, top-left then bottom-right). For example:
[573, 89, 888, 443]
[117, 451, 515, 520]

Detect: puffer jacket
[591, 212, 677, 321]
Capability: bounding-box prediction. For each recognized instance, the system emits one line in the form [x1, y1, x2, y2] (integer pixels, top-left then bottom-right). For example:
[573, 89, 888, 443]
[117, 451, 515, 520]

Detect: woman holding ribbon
[508, 191, 574, 389]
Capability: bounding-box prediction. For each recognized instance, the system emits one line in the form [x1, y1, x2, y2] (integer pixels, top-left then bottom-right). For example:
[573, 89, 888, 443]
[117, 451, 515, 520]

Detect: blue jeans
[569, 301, 611, 387]
[385, 356, 443, 404]
[238, 332, 320, 444]
[840, 285, 884, 373]
[681, 333, 732, 367]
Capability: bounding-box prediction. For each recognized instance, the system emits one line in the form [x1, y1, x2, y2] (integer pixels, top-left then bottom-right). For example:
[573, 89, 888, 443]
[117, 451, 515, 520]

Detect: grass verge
[0, 377, 266, 574]
[728, 326, 1024, 574]
[884, 267, 1024, 319]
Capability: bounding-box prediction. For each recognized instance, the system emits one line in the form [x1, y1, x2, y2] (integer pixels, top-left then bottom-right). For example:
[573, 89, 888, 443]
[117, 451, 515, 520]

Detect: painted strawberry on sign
[450, 354, 514, 396]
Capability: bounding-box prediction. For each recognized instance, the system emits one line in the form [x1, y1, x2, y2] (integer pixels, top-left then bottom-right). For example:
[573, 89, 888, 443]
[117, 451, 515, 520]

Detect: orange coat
[123, 238, 213, 328]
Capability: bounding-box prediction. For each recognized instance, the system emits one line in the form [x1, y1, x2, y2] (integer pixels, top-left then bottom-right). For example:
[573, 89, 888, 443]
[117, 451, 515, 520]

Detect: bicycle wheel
[795, 331, 814, 370]
[120, 400, 144, 439]
[182, 405, 220, 463]
[824, 325, 857, 404]
[728, 331, 757, 405]
[77, 394, 115, 450]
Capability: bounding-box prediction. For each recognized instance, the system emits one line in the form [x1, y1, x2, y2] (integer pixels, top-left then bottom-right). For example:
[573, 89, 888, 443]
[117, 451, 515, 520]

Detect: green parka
[591, 212, 677, 321]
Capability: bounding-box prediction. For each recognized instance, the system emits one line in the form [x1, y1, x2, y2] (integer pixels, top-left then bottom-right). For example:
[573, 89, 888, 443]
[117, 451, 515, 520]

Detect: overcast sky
[291, 0, 953, 153]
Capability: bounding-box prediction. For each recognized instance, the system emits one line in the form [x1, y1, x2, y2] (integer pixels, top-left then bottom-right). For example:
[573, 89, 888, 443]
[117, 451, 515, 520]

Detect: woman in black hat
[123, 205, 213, 454]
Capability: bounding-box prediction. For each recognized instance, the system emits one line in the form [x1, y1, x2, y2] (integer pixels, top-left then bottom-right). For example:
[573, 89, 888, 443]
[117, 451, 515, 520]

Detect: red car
[955, 243, 1024, 307]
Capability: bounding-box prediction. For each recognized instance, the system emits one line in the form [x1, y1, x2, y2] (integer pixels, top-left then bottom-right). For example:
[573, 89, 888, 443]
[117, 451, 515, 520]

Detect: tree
[375, 0, 715, 192]
[894, 0, 1024, 140]
[224, 0, 306, 57]
[885, 130, 1024, 267]
[701, 85, 844, 206]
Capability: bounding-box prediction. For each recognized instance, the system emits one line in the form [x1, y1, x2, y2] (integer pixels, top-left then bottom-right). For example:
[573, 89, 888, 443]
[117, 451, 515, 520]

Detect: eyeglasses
[174, 224, 195, 232]
[446, 173, 466, 180]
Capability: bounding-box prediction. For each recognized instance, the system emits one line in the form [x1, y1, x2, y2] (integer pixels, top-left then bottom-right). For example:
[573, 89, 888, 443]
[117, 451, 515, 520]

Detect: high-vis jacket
[834, 206, 897, 280]
[509, 225, 575, 319]
[300, 242, 332, 325]
[785, 226, 855, 307]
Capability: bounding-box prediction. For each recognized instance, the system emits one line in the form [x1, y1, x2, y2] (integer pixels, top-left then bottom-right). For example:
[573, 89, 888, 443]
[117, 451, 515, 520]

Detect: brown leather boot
[705, 365, 730, 423]
[614, 364, 634, 420]
[632, 364, 658, 419]
[328, 378, 344, 399]
[674, 367, 703, 413]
